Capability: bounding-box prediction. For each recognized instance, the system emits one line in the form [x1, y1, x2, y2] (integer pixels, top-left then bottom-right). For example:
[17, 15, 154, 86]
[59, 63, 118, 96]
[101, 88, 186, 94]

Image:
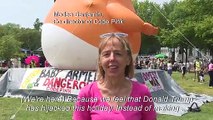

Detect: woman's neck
[102, 76, 126, 88]
[98, 76, 132, 96]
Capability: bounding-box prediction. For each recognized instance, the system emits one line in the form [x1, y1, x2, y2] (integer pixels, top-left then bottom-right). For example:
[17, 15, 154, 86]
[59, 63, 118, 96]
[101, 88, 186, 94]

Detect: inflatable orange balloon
[42, 0, 158, 70]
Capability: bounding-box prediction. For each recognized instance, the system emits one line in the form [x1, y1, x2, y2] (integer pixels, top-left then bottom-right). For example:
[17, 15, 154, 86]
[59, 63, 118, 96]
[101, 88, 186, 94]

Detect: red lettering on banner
[54, 78, 61, 87]
[73, 80, 79, 89]
[61, 78, 66, 88]
[43, 78, 49, 87]
[43, 78, 89, 92]
[67, 79, 71, 88]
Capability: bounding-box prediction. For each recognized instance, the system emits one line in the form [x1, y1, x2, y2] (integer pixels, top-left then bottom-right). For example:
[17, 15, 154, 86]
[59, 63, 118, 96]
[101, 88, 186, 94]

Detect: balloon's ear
[142, 23, 159, 35]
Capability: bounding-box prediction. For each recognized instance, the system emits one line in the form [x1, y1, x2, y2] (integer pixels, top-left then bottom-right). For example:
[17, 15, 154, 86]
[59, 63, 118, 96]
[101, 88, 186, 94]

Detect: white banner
[20, 68, 96, 95]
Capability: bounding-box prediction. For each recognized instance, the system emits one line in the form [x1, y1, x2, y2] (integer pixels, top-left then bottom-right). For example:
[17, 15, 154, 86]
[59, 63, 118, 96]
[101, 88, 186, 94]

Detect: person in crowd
[21, 56, 27, 68]
[73, 32, 156, 120]
[167, 60, 173, 76]
[39, 55, 46, 67]
[11, 58, 18, 68]
[134, 56, 141, 69]
[194, 57, 202, 82]
[208, 59, 213, 88]
[148, 58, 156, 69]
[181, 63, 186, 80]
[30, 60, 36, 68]
[45, 60, 51, 67]
[199, 67, 205, 83]
[186, 60, 191, 73]
[145, 58, 149, 69]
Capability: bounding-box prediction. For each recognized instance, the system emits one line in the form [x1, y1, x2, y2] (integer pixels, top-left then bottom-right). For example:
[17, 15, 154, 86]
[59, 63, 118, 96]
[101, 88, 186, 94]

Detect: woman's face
[99, 37, 130, 78]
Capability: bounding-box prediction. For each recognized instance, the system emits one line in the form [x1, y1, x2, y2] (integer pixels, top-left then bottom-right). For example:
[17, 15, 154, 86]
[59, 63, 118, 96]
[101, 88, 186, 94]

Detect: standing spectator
[148, 58, 155, 69]
[45, 60, 51, 67]
[39, 55, 46, 67]
[30, 60, 36, 68]
[167, 60, 173, 76]
[18, 57, 21, 68]
[199, 67, 205, 83]
[7, 60, 12, 68]
[21, 56, 27, 68]
[11, 58, 18, 68]
[145, 58, 150, 69]
[181, 63, 186, 80]
[186, 61, 191, 72]
[194, 57, 202, 82]
[208, 59, 213, 88]
[159, 59, 164, 70]
[140, 59, 144, 69]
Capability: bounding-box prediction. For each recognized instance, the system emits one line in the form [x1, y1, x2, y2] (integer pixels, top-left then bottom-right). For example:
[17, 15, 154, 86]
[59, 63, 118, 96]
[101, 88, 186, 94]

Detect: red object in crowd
[25, 55, 40, 65]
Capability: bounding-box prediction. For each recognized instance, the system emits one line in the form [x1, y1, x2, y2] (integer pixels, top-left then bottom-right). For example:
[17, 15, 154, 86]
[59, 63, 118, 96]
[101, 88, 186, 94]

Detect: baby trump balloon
[41, 0, 158, 70]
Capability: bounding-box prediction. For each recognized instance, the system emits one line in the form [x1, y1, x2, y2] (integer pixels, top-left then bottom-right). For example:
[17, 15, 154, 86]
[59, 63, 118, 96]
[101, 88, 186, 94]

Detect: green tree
[0, 35, 21, 60]
[0, 23, 21, 38]
[161, 0, 213, 56]
[133, 0, 161, 55]
[157, 0, 180, 48]
[33, 18, 43, 31]
[195, 15, 213, 55]
[0, 23, 24, 60]
[0, 23, 42, 60]
[16, 28, 41, 52]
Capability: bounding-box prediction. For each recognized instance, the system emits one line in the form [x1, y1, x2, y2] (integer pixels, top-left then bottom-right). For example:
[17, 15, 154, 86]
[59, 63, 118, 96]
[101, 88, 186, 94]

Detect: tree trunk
[172, 48, 175, 63]
[185, 47, 188, 63]
[210, 48, 213, 59]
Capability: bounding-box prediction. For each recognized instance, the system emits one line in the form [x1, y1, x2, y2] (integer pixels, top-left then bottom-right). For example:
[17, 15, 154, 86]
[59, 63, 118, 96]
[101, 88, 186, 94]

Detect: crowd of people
[134, 56, 213, 88]
[0, 54, 51, 69]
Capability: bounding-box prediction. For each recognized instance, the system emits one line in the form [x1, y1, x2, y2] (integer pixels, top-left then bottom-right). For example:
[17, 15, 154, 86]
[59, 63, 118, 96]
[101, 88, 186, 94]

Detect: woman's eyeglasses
[100, 32, 128, 39]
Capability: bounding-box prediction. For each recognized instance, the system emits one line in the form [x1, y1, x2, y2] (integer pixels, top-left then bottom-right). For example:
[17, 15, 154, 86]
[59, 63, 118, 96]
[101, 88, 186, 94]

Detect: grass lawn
[0, 71, 213, 120]
[157, 71, 213, 120]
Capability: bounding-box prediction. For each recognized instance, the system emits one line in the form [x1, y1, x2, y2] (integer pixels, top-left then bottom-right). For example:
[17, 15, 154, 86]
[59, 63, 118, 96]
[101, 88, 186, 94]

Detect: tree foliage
[160, 0, 213, 55]
[0, 35, 21, 60]
[16, 28, 41, 51]
[133, 0, 161, 55]
[0, 19, 42, 60]
[33, 18, 43, 31]
[133, 0, 213, 56]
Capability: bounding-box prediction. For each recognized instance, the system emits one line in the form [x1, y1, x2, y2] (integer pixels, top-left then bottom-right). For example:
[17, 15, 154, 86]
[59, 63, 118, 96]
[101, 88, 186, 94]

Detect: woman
[73, 32, 156, 120]
[208, 59, 213, 88]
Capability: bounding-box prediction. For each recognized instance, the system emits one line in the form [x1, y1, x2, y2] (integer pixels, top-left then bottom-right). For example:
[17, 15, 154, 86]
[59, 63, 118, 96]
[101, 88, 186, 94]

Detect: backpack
[188, 102, 201, 112]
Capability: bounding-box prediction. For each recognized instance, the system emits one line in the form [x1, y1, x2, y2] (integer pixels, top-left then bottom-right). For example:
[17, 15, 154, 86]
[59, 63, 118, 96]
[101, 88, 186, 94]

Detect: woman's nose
[109, 52, 115, 61]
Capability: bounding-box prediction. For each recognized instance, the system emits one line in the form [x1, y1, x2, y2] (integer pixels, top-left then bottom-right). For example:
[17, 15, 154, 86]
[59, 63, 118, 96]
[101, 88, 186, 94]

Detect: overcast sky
[0, 0, 170, 28]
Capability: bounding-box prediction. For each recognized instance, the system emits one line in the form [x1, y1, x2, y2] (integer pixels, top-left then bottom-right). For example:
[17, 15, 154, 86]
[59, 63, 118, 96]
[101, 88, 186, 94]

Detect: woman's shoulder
[78, 81, 98, 97]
